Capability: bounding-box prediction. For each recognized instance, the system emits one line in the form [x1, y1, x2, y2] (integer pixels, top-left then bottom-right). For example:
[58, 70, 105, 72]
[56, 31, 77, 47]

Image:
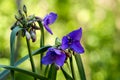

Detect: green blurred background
[0, 0, 120, 80]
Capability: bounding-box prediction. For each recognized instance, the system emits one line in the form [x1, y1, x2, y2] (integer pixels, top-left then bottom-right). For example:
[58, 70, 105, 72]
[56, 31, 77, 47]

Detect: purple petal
[61, 36, 69, 50]
[48, 12, 57, 24]
[43, 12, 57, 35]
[43, 24, 53, 34]
[43, 12, 57, 25]
[41, 48, 65, 66]
[70, 41, 84, 53]
[41, 51, 54, 65]
[68, 28, 82, 41]
[55, 52, 66, 66]
[53, 49, 62, 55]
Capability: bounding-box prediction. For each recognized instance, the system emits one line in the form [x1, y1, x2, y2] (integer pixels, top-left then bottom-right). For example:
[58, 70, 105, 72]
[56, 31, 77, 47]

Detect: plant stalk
[69, 56, 76, 80]
[26, 38, 36, 80]
[74, 54, 86, 80]
[37, 21, 45, 70]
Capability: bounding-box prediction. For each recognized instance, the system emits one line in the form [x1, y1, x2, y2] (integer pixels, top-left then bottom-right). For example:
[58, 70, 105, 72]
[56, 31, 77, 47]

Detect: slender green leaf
[44, 65, 49, 76]
[48, 64, 57, 80]
[61, 67, 73, 80]
[33, 45, 51, 55]
[0, 65, 47, 80]
[0, 46, 51, 80]
[10, 26, 22, 66]
[15, 45, 51, 66]
[69, 56, 76, 80]
[74, 54, 86, 80]
[0, 70, 9, 80]
[10, 26, 22, 80]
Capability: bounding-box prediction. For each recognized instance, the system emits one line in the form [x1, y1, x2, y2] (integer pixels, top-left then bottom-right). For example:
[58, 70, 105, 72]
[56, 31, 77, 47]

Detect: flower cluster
[42, 27, 84, 67]
[5, 5, 86, 80]
[11, 5, 57, 42]
[11, 5, 84, 68]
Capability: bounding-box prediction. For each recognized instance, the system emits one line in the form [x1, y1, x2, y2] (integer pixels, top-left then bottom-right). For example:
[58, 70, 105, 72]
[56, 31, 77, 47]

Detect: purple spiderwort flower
[61, 28, 84, 54]
[41, 47, 66, 66]
[42, 12, 57, 35]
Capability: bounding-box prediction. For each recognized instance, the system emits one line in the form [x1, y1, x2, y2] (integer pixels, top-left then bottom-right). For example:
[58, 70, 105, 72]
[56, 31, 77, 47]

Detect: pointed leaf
[10, 26, 22, 79]
[61, 67, 73, 80]
[0, 46, 51, 80]
[0, 65, 47, 80]
[74, 54, 86, 80]
[48, 64, 57, 80]
[0, 70, 9, 80]
[10, 26, 22, 66]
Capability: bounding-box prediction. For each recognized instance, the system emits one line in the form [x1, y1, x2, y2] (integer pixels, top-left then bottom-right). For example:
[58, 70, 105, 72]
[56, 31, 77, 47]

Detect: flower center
[67, 36, 73, 45]
[51, 52, 56, 56]
[46, 18, 50, 24]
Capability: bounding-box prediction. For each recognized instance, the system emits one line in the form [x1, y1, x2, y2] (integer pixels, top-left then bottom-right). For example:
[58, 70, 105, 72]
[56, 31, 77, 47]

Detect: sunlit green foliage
[0, 0, 120, 80]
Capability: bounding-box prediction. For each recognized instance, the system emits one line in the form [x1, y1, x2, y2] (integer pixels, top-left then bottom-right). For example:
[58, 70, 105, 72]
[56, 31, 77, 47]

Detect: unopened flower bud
[15, 15, 20, 21]
[11, 22, 17, 30]
[25, 31, 31, 40]
[22, 29, 26, 37]
[23, 5, 27, 14]
[27, 15, 35, 21]
[55, 37, 61, 46]
[30, 30, 36, 42]
[55, 64, 60, 70]
[32, 25, 40, 30]
[18, 10, 23, 16]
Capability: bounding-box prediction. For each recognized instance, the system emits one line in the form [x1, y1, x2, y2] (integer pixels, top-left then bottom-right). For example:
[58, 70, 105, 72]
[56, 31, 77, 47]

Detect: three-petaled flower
[41, 47, 66, 66]
[42, 12, 57, 35]
[61, 28, 84, 54]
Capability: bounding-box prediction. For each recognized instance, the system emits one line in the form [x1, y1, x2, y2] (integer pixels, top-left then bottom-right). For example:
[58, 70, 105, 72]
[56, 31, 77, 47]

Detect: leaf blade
[0, 46, 51, 80]
[61, 67, 73, 80]
[74, 54, 86, 80]
[0, 65, 47, 80]
[10, 26, 22, 66]
[48, 64, 57, 80]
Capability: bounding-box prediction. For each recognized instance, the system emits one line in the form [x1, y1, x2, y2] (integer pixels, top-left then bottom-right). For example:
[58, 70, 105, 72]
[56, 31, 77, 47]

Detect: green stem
[69, 56, 76, 80]
[37, 21, 44, 70]
[44, 65, 49, 76]
[74, 54, 86, 80]
[48, 64, 57, 80]
[11, 71, 15, 80]
[26, 38, 36, 80]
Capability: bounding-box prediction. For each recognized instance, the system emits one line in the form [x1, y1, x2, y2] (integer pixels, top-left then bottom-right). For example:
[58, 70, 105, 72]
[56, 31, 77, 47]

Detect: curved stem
[37, 21, 44, 70]
[26, 38, 36, 80]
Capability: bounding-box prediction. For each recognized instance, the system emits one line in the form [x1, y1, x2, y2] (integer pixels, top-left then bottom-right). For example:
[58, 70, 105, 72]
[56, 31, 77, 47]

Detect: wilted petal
[68, 28, 82, 41]
[55, 52, 66, 66]
[61, 36, 69, 50]
[70, 41, 84, 53]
